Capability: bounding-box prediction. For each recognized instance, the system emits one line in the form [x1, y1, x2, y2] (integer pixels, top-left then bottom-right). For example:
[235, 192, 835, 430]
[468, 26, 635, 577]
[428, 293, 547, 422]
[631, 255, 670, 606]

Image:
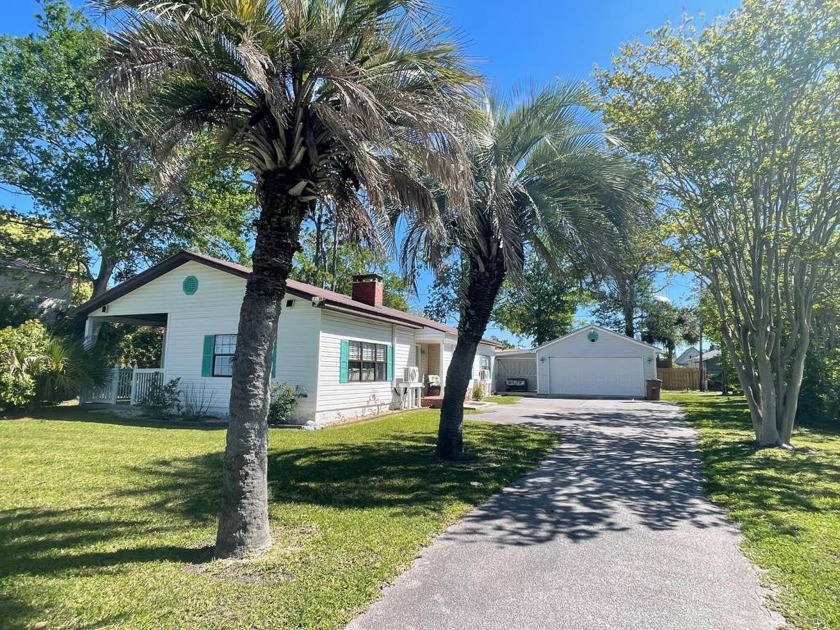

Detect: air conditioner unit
[479, 369, 491, 381]
[404, 366, 420, 383]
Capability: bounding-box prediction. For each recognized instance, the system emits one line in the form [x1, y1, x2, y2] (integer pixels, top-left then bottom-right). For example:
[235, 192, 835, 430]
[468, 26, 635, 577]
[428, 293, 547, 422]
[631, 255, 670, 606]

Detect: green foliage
[640, 300, 698, 361]
[0, 0, 255, 295]
[0, 320, 51, 409]
[95, 323, 164, 369]
[267, 382, 308, 425]
[470, 381, 485, 401]
[590, 214, 666, 338]
[598, 0, 840, 443]
[0, 409, 555, 628]
[422, 257, 464, 324]
[0, 294, 40, 329]
[292, 212, 411, 311]
[799, 290, 840, 427]
[0, 319, 103, 410]
[493, 255, 584, 346]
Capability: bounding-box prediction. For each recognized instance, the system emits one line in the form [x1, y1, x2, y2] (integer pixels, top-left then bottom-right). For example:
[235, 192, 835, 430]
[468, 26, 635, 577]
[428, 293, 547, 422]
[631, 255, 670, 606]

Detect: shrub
[35, 336, 108, 404]
[471, 381, 485, 401]
[0, 320, 47, 409]
[267, 383, 307, 425]
[139, 378, 182, 418]
[0, 320, 104, 410]
[181, 382, 215, 421]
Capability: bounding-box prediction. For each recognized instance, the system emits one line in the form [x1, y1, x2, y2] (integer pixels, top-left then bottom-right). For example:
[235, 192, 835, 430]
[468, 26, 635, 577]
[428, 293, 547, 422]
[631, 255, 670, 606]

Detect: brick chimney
[351, 274, 384, 307]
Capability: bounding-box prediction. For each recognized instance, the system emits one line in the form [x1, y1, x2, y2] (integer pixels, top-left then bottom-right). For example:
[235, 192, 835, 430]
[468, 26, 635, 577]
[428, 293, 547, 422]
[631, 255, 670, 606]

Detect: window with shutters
[212, 334, 237, 377]
[347, 341, 388, 382]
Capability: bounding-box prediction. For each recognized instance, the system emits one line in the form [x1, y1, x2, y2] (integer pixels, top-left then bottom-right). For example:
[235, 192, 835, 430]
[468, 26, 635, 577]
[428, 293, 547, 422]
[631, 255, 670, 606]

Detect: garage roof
[535, 325, 658, 353]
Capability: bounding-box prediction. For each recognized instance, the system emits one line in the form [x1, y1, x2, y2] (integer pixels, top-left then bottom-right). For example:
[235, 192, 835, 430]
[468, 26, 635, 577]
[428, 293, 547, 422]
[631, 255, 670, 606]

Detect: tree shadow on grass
[111, 422, 554, 521]
[674, 396, 840, 538]
[2, 405, 227, 431]
[0, 507, 213, 582]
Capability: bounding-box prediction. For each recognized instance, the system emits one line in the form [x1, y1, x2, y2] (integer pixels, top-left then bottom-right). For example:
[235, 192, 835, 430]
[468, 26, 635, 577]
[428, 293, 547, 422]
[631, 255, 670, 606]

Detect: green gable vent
[587, 330, 599, 342]
[183, 275, 199, 295]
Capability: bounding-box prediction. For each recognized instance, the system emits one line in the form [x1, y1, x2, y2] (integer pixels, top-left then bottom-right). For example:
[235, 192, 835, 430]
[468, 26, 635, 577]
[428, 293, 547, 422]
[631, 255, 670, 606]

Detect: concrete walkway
[348, 398, 782, 630]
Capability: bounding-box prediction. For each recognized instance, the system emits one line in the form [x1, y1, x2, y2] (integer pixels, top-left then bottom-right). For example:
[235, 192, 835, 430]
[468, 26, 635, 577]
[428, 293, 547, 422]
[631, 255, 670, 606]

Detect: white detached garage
[535, 326, 658, 398]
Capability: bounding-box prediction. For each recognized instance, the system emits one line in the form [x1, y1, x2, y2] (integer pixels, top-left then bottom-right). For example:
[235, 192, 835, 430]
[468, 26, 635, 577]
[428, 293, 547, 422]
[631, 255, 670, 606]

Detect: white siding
[88, 261, 322, 417]
[275, 301, 321, 422]
[441, 338, 456, 395]
[314, 311, 415, 425]
[535, 327, 657, 396]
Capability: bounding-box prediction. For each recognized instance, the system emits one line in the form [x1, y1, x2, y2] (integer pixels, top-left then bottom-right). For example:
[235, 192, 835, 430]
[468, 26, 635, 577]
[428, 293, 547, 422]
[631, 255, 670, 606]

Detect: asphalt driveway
[348, 398, 782, 630]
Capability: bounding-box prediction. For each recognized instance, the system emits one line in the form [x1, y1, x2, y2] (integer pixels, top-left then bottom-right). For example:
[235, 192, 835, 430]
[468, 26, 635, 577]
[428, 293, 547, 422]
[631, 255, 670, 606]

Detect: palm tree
[403, 82, 643, 459]
[97, 0, 477, 558]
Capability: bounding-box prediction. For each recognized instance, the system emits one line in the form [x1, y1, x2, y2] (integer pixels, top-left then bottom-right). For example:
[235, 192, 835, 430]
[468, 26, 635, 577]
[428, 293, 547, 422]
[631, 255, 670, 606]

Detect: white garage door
[548, 357, 645, 397]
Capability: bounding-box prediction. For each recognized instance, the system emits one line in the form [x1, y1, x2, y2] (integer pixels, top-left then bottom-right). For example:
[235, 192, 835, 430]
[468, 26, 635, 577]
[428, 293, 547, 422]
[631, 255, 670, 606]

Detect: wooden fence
[659, 367, 700, 390]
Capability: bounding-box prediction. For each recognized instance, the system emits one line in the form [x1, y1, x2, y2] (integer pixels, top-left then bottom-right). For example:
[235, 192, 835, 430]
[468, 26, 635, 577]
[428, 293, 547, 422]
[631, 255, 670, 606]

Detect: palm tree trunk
[437, 254, 506, 460]
[214, 172, 309, 559]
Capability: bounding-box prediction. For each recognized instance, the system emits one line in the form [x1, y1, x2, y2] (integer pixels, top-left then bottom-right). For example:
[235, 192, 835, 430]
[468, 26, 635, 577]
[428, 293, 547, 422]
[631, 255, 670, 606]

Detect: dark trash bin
[646, 378, 662, 401]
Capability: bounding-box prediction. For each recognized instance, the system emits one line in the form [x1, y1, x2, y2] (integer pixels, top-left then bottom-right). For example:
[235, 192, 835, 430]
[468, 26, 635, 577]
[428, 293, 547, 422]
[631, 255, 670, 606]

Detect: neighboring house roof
[0, 257, 71, 278]
[535, 324, 659, 353]
[691, 349, 722, 363]
[73, 250, 503, 346]
[675, 346, 699, 365]
[495, 348, 537, 358]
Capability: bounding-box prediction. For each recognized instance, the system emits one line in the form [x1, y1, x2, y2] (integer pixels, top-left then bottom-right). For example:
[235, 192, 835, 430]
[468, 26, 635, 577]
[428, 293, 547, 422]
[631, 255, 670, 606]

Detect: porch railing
[130, 368, 165, 406]
[82, 366, 120, 405]
[81, 366, 164, 406]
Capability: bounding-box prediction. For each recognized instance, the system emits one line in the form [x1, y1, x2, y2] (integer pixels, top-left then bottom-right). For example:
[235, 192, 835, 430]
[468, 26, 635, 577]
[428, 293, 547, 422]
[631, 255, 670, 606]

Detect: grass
[0, 407, 556, 630]
[666, 392, 840, 630]
[482, 395, 523, 405]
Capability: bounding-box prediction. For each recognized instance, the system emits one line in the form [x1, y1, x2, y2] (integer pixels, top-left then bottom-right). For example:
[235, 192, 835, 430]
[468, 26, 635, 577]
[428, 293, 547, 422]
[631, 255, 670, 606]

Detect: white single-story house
[495, 325, 658, 398]
[75, 251, 499, 426]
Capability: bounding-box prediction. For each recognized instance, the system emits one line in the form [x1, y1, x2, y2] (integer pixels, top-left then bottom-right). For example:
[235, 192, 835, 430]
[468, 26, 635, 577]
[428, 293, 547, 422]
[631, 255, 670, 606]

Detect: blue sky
[2, 0, 739, 342]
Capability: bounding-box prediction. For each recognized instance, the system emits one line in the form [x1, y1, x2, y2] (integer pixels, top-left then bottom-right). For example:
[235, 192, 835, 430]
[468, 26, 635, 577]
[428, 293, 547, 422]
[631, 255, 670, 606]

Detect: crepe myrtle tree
[403, 82, 643, 459]
[598, 0, 840, 446]
[98, 0, 477, 558]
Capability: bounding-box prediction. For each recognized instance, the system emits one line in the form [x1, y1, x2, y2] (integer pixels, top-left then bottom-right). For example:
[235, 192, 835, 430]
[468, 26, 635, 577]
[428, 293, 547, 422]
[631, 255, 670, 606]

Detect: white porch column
[83, 318, 102, 349]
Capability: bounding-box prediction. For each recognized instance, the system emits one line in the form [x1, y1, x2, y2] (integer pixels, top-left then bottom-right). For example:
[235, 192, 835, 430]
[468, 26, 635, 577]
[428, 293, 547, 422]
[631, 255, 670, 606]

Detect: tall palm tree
[403, 82, 643, 459]
[97, 0, 477, 558]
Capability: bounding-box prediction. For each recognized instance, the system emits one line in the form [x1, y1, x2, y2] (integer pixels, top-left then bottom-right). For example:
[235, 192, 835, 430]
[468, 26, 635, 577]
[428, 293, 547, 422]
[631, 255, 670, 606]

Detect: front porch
[415, 339, 446, 404]
[81, 313, 168, 407]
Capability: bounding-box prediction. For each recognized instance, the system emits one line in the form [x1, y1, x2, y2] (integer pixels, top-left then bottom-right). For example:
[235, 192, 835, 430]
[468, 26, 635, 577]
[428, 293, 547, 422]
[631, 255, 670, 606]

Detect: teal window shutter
[271, 343, 277, 379]
[387, 344, 394, 381]
[201, 335, 214, 377]
[339, 339, 349, 383]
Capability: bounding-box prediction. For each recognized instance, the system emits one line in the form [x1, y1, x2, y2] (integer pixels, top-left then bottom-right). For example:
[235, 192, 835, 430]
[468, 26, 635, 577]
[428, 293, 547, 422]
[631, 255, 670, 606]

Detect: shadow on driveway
[448, 401, 725, 547]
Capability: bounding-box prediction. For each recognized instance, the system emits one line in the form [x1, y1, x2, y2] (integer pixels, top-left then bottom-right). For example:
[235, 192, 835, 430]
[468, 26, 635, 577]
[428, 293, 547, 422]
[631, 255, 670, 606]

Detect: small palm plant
[96, 0, 478, 557]
[403, 82, 644, 459]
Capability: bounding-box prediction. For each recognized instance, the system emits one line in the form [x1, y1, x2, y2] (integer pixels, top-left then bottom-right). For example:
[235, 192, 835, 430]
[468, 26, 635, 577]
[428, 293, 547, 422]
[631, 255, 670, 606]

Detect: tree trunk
[622, 304, 635, 338]
[92, 258, 116, 297]
[214, 172, 309, 559]
[437, 254, 506, 460]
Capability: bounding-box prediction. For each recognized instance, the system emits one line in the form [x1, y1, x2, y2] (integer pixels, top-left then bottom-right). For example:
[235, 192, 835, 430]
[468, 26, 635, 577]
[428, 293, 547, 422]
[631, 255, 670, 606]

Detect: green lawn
[482, 395, 523, 405]
[0, 408, 556, 630]
[667, 392, 840, 630]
